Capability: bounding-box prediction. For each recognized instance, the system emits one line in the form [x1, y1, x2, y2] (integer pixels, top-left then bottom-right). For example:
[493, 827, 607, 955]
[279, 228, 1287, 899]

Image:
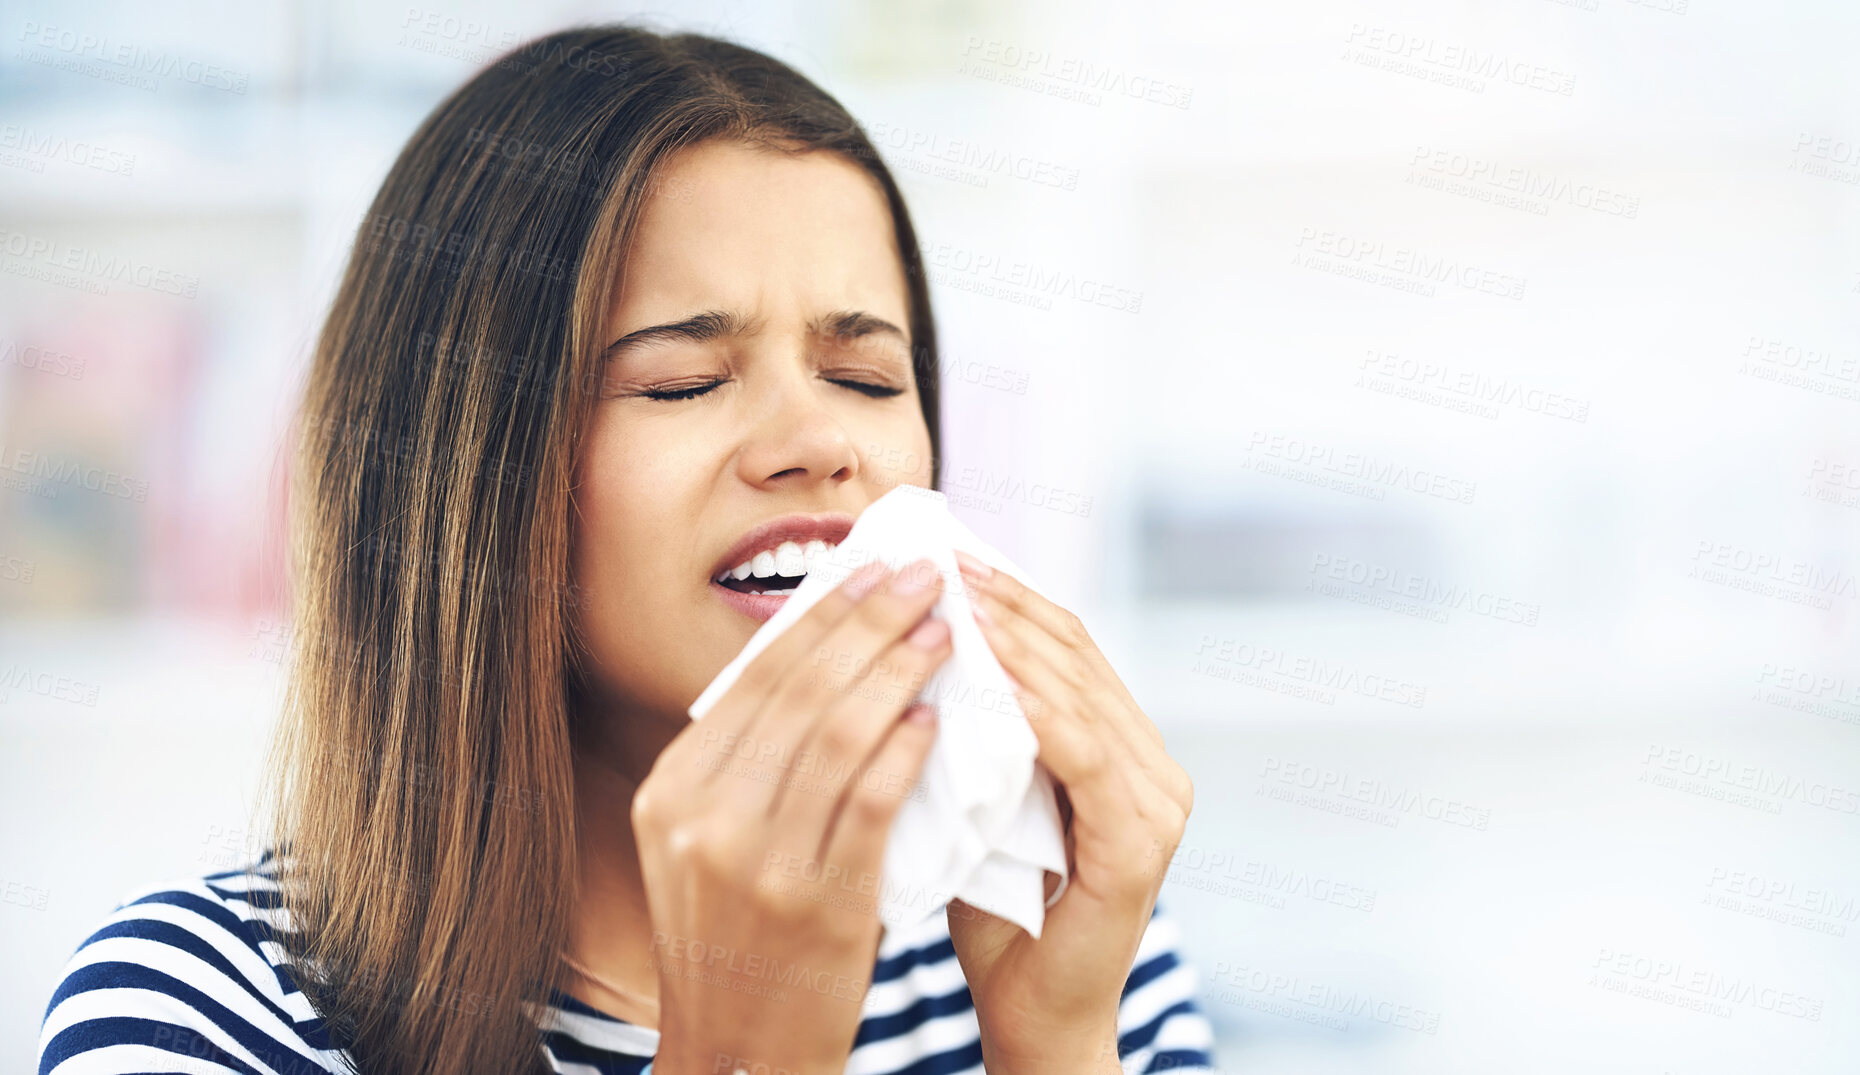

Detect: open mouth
[712, 539, 838, 596]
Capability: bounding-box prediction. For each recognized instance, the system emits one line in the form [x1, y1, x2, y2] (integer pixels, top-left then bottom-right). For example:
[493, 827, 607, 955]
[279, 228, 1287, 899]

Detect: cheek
[570, 416, 705, 646]
[860, 407, 936, 488]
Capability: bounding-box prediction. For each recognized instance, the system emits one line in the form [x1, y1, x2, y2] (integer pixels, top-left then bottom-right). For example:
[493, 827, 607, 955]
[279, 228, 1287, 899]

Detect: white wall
[3, 0, 1856, 1071]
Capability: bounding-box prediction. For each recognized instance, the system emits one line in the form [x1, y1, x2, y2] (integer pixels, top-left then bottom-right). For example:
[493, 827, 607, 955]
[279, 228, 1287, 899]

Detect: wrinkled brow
[600, 308, 908, 364]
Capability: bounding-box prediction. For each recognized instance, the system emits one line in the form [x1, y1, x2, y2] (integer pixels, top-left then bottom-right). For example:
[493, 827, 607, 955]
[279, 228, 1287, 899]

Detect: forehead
[609, 139, 909, 328]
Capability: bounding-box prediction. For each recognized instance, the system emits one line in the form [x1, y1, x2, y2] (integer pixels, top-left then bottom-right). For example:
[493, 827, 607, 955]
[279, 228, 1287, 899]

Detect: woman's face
[571, 139, 934, 726]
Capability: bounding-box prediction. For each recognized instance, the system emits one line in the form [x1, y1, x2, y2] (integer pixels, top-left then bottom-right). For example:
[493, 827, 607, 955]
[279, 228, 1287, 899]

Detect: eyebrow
[600, 308, 909, 364]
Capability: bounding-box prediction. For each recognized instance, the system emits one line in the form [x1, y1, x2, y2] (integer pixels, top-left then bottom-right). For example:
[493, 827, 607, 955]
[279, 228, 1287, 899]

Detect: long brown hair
[258, 24, 943, 1074]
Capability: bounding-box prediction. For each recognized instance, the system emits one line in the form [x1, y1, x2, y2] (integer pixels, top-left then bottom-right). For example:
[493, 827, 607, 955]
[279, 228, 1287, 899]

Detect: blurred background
[2, 0, 1857, 1071]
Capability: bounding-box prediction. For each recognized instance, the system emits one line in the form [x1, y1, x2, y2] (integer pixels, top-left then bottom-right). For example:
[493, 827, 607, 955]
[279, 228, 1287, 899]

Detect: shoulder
[36, 850, 351, 1075]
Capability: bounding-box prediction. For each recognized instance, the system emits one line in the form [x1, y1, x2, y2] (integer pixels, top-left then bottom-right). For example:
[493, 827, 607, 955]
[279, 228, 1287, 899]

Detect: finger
[729, 559, 945, 804]
[993, 669, 1175, 897]
[967, 599, 1178, 861]
[742, 556, 943, 731]
[973, 608, 1106, 781]
[768, 613, 953, 827]
[706, 559, 892, 732]
[962, 554, 1166, 754]
[677, 560, 893, 808]
[818, 702, 940, 912]
[972, 587, 1188, 811]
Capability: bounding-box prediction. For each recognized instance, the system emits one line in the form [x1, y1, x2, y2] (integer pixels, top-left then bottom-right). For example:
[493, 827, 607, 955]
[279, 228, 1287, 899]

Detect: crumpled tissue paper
[687, 483, 1070, 939]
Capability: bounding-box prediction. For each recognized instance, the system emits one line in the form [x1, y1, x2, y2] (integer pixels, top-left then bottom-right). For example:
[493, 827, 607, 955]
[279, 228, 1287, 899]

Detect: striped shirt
[38, 848, 1217, 1074]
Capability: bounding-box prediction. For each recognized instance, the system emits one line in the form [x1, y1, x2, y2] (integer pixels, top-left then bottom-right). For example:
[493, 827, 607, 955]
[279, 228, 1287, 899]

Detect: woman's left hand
[946, 549, 1195, 1075]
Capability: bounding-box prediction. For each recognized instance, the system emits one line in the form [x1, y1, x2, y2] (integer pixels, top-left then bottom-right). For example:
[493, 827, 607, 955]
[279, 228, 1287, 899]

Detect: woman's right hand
[630, 557, 955, 1075]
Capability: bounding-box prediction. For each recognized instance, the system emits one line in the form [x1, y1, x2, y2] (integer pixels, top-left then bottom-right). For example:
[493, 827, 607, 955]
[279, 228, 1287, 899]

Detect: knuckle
[854, 593, 905, 634]
[685, 826, 747, 876]
[813, 719, 862, 765]
[629, 785, 664, 830]
[843, 787, 897, 830]
[797, 664, 847, 704]
[875, 650, 933, 692]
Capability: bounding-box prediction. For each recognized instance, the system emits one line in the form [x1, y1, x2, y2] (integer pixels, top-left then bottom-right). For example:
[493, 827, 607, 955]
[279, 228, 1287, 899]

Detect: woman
[37, 25, 1215, 1075]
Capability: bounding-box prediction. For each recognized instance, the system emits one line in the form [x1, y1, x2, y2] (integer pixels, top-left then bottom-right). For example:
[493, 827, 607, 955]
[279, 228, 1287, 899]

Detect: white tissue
[687, 483, 1070, 939]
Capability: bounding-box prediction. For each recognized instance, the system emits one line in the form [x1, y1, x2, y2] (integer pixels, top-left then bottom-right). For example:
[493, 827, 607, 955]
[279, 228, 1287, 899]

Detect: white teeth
[717, 539, 842, 584]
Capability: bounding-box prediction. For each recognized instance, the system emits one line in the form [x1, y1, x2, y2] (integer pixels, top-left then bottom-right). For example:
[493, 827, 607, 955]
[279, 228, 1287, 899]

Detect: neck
[568, 698, 687, 1027]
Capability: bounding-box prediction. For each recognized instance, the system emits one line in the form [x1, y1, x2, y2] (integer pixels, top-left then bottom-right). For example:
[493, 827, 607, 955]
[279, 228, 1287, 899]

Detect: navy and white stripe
[39, 849, 1217, 1074]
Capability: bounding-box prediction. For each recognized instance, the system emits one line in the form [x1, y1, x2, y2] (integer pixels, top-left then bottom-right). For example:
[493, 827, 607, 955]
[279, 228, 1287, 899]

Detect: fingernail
[955, 550, 994, 580]
[889, 559, 936, 598]
[843, 561, 889, 600]
[970, 595, 992, 626]
[907, 616, 949, 650]
[903, 703, 937, 725]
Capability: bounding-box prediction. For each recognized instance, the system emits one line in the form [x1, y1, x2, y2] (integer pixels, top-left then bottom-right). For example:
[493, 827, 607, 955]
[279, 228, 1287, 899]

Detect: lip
[710, 585, 796, 623]
[710, 511, 857, 581]
[709, 510, 858, 622]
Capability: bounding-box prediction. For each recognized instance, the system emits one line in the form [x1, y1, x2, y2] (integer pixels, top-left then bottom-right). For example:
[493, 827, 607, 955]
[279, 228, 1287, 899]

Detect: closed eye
[637, 378, 906, 402]
[831, 379, 906, 399]
[640, 380, 724, 401]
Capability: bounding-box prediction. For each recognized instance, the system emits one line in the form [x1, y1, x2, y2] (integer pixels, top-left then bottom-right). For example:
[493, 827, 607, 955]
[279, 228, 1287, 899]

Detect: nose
[735, 366, 861, 488]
